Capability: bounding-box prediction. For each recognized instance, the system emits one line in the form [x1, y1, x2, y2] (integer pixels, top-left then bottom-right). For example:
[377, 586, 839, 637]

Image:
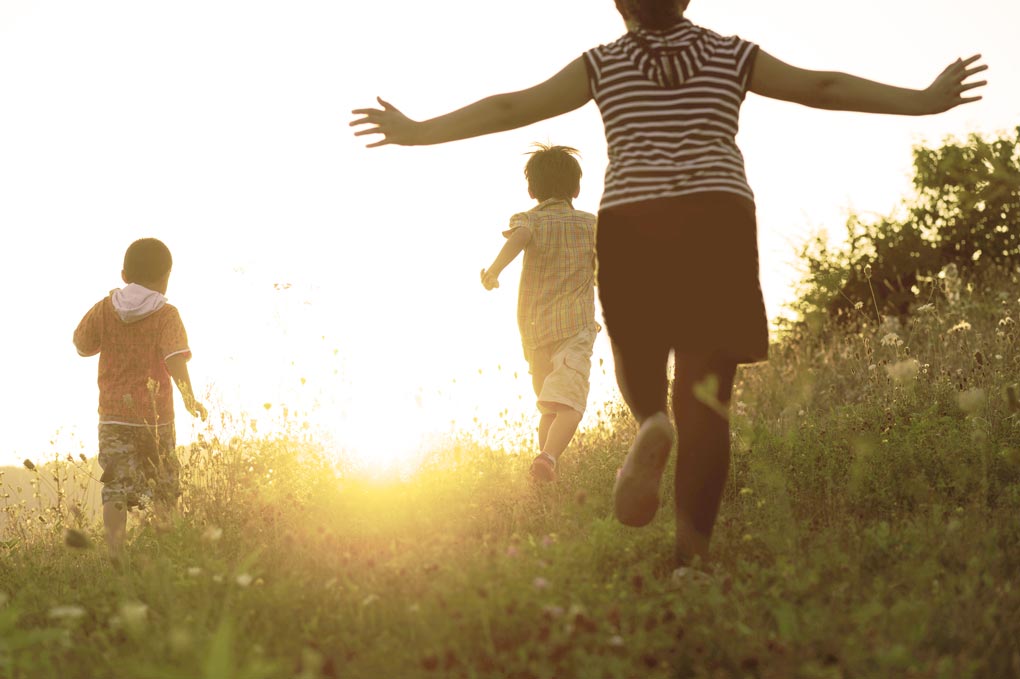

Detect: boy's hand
[186, 399, 208, 421]
[480, 268, 500, 290]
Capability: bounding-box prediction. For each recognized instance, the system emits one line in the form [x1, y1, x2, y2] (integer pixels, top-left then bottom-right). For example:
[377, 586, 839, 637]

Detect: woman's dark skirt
[596, 191, 769, 365]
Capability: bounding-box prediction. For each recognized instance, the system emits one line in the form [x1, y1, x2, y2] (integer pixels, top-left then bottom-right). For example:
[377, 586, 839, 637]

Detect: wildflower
[23, 459, 36, 472]
[48, 605, 86, 620]
[212, 574, 224, 584]
[542, 604, 565, 619]
[886, 359, 920, 384]
[187, 567, 203, 577]
[608, 635, 626, 648]
[999, 316, 1015, 328]
[168, 627, 192, 653]
[948, 320, 972, 334]
[64, 528, 92, 550]
[916, 303, 936, 314]
[739, 487, 753, 496]
[533, 577, 550, 591]
[864, 264, 873, 278]
[361, 594, 379, 607]
[201, 526, 223, 543]
[540, 534, 556, 548]
[854, 301, 864, 310]
[236, 573, 253, 588]
[958, 388, 986, 414]
[119, 601, 148, 629]
[880, 332, 903, 347]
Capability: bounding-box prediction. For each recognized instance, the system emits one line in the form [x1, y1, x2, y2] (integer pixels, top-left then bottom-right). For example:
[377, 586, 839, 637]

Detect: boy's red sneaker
[529, 452, 557, 482]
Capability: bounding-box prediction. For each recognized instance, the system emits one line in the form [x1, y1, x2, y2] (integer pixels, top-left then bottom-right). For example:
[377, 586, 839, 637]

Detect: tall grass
[2, 268, 1019, 679]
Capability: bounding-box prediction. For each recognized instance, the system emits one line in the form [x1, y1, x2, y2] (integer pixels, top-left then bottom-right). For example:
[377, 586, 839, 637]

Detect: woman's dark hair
[123, 238, 173, 284]
[614, 0, 689, 30]
[525, 144, 582, 202]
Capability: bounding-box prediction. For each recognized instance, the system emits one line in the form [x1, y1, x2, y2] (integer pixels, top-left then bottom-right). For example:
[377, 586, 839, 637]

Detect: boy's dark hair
[615, 0, 690, 30]
[525, 144, 582, 202]
[123, 238, 173, 284]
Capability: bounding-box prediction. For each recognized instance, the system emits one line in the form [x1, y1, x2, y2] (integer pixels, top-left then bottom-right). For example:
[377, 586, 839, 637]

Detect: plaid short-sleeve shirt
[74, 296, 191, 425]
[505, 199, 598, 359]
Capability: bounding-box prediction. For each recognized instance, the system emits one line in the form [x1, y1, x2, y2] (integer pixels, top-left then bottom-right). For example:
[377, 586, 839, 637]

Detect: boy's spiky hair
[524, 144, 582, 202]
[123, 238, 173, 284]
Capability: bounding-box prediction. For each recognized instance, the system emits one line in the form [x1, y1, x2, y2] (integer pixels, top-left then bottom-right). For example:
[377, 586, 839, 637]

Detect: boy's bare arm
[749, 51, 987, 115]
[481, 227, 531, 291]
[351, 57, 591, 147]
[165, 354, 207, 420]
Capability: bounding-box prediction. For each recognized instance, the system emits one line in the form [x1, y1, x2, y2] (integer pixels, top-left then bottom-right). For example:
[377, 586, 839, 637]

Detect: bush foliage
[789, 127, 1020, 328]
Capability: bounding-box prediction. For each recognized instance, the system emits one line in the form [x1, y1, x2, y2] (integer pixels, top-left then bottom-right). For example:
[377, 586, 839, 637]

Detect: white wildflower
[119, 601, 148, 629]
[201, 526, 223, 543]
[948, 320, 972, 334]
[881, 332, 903, 347]
[187, 567, 203, 577]
[236, 573, 253, 588]
[886, 359, 920, 384]
[48, 605, 86, 620]
[958, 388, 986, 414]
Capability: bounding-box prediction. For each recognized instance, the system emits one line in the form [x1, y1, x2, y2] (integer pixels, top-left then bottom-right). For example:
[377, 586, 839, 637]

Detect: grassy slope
[2, 270, 1019, 679]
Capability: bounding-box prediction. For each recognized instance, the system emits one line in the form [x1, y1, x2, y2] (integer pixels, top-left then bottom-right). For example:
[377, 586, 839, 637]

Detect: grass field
[2, 269, 1020, 679]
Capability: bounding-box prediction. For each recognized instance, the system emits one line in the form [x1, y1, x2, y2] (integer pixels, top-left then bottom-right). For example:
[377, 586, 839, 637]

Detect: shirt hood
[111, 283, 167, 323]
[627, 18, 716, 88]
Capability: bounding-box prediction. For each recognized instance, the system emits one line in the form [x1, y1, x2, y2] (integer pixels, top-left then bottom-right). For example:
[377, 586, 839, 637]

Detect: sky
[0, 0, 1016, 470]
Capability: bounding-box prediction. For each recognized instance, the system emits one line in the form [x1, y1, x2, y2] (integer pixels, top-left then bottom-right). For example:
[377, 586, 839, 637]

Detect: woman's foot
[613, 412, 674, 526]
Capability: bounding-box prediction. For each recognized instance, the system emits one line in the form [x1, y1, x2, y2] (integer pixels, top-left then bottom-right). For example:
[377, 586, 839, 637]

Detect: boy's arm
[351, 57, 591, 147]
[165, 354, 207, 421]
[481, 227, 531, 291]
[73, 302, 102, 357]
[749, 51, 987, 115]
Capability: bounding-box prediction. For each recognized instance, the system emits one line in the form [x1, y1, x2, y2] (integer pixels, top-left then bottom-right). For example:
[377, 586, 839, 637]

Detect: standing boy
[74, 237, 206, 556]
[481, 144, 598, 482]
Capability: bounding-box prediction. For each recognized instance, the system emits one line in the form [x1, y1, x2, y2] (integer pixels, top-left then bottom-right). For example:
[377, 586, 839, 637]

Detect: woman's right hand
[350, 97, 423, 147]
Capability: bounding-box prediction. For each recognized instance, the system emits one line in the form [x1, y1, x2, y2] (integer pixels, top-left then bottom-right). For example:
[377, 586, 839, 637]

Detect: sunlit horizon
[1, 0, 1017, 470]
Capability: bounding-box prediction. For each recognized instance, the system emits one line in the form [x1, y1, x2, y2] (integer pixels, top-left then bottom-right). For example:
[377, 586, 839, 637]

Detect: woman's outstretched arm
[749, 51, 987, 115]
[350, 57, 592, 147]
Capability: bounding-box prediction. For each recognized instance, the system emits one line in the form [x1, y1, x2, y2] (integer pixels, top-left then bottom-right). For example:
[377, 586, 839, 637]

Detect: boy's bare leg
[538, 412, 556, 452]
[672, 355, 737, 566]
[540, 404, 583, 460]
[103, 501, 127, 556]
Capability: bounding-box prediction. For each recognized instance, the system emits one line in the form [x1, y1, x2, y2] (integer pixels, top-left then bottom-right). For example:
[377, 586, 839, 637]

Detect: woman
[350, 0, 987, 567]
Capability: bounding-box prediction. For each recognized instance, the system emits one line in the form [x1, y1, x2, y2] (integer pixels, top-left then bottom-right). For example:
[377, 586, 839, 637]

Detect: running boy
[74, 237, 206, 555]
[351, 0, 987, 567]
[480, 144, 597, 482]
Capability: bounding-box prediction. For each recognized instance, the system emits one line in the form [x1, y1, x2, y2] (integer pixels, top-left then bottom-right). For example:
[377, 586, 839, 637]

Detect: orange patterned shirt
[74, 296, 191, 425]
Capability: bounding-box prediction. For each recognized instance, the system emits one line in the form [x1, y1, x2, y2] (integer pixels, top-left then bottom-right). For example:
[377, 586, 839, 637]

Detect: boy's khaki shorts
[529, 326, 597, 415]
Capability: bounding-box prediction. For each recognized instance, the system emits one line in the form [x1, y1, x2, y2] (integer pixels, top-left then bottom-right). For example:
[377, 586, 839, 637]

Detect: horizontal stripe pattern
[584, 19, 759, 211]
